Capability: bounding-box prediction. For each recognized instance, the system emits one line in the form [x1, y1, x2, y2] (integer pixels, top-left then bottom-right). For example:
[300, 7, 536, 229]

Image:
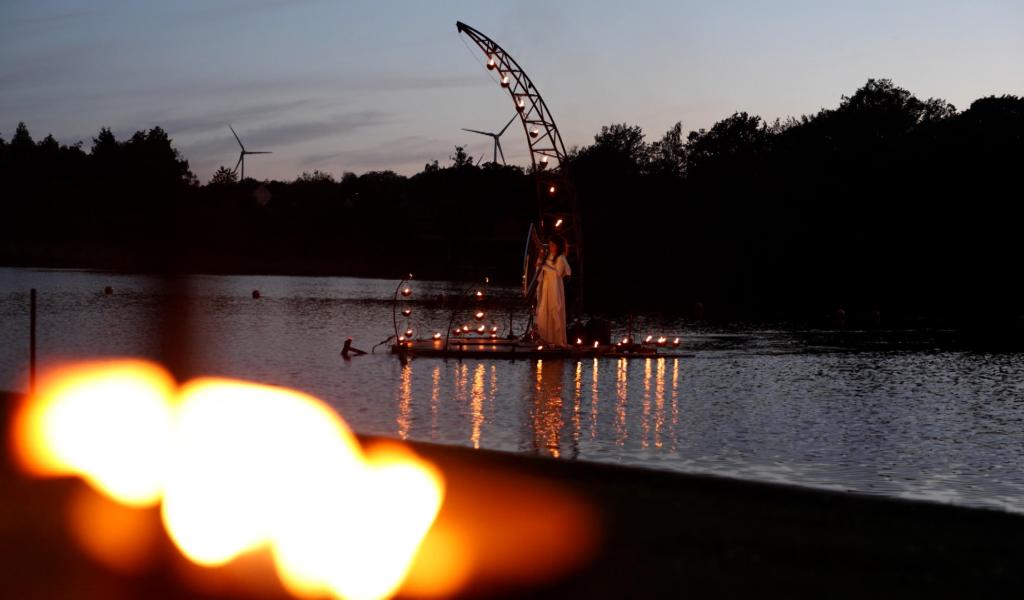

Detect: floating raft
[391, 337, 691, 359]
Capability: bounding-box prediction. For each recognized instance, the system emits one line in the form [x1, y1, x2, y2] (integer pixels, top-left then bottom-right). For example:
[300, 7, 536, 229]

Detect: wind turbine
[229, 125, 271, 181]
[461, 114, 517, 165]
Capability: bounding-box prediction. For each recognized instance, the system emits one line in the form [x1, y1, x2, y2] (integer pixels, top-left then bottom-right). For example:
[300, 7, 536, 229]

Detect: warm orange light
[11, 359, 176, 506]
[554, 218, 563, 229]
[672, 338, 680, 347]
[474, 311, 485, 321]
[593, 341, 599, 348]
[13, 361, 445, 600]
[490, 325, 498, 332]
[475, 290, 483, 299]
[657, 336, 667, 346]
[500, 75, 510, 87]
[539, 156, 549, 169]
[433, 332, 442, 340]
[405, 329, 414, 338]
[536, 345, 544, 351]
[401, 287, 412, 297]
[476, 325, 486, 334]
[486, 56, 497, 70]
[575, 338, 582, 345]
[644, 335, 653, 344]
[621, 337, 630, 344]
[548, 185, 556, 195]
[516, 97, 526, 111]
[402, 309, 412, 317]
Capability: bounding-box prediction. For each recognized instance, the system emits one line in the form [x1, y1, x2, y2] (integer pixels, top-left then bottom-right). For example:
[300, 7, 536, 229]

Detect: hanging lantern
[405, 329, 414, 338]
[621, 337, 630, 345]
[398, 335, 406, 342]
[402, 308, 412, 317]
[401, 287, 412, 297]
[490, 332, 498, 338]
[477, 324, 486, 334]
[554, 218, 563, 229]
[644, 335, 653, 344]
[433, 332, 442, 340]
[487, 56, 497, 70]
[530, 127, 540, 138]
[537, 345, 544, 351]
[516, 96, 526, 112]
[575, 338, 583, 345]
[490, 325, 498, 332]
[657, 336, 667, 347]
[475, 290, 484, 299]
[500, 75, 510, 88]
[539, 155, 549, 169]
[474, 311, 485, 321]
[548, 185, 557, 196]
[672, 338, 681, 348]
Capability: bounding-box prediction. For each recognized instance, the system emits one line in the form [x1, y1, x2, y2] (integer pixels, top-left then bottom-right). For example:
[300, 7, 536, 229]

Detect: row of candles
[399, 283, 681, 349]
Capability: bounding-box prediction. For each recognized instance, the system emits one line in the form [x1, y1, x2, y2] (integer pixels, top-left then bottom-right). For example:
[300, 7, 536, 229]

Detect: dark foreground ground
[3, 390, 1022, 598]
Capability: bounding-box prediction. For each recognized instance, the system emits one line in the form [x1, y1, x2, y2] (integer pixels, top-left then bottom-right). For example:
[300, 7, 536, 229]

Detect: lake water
[2, 268, 1023, 513]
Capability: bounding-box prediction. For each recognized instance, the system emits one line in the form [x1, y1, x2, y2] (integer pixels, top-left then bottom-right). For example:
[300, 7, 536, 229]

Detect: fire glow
[11, 360, 444, 600]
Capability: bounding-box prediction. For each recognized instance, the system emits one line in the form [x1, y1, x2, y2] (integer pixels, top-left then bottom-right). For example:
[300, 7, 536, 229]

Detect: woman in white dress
[535, 236, 572, 346]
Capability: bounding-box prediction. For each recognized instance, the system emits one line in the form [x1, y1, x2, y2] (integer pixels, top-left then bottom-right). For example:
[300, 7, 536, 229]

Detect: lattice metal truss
[457, 21, 584, 308]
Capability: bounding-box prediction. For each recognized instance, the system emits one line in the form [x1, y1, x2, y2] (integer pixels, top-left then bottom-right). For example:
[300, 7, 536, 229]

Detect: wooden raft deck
[391, 337, 691, 359]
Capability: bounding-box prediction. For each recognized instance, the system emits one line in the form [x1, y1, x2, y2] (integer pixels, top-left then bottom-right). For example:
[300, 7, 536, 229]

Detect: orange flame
[12, 360, 444, 600]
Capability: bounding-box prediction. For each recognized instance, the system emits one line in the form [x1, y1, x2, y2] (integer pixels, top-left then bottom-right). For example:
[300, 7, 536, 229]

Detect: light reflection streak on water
[572, 361, 583, 449]
[655, 358, 666, 449]
[615, 358, 628, 446]
[471, 363, 485, 449]
[671, 358, 680, 452]
[590, 358, 600, 441]
[397, 363, 412, 440]
[430, 366, 440, 440]
[642, 358, 652, 449]
[532, 360, 564, 458]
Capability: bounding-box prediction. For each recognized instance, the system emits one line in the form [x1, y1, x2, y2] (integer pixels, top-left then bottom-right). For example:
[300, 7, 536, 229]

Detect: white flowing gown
[536, 254, 571, 346]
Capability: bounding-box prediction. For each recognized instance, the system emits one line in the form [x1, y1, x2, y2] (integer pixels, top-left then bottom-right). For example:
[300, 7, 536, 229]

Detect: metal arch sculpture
[456, 21, 583, 309]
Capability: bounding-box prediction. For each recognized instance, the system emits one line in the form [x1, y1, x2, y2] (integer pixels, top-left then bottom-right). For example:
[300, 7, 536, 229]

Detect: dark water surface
[2, 268, 1023, 513]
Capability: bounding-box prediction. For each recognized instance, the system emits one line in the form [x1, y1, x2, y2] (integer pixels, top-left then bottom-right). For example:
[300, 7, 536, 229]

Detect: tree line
[2, 79, 1022, 327]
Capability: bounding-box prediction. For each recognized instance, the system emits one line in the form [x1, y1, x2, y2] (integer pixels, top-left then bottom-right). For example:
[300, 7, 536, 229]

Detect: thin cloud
[181, 110, 395, 159]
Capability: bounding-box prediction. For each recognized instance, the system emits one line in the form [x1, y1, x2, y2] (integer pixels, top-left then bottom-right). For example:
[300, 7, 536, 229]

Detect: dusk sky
[2, 0, 1022, 183]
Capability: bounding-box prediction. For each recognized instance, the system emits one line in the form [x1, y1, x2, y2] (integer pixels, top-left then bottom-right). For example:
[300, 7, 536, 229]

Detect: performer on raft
[535, 235, 572, 347]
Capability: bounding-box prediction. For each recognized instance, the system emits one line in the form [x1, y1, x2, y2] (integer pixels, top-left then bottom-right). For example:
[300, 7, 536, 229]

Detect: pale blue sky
[2, 0, 1022, 182]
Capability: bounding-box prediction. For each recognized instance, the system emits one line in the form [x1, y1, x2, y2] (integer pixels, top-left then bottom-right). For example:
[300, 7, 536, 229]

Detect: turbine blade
[247, 151, 272, 154]
[498, 114, 518, 136]
[497, 140, 506, 165]
[229, 125, 244, 151]
[461, 128, 493, 137]
[234, 154, 243, 173]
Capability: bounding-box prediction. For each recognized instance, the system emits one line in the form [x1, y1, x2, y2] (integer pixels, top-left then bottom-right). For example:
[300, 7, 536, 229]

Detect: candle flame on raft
[11, 360, 444, 600]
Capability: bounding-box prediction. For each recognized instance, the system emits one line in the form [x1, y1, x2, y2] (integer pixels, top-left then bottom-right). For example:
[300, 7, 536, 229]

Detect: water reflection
[430, 366, 440, 440]
[615, 358, 628, 446]
[531, 360, 566, 458]
[6, 268, 1024, 513]
[397, 363, 412, 439]
[470, 363, 485, 449]
[671, 358, 680, 452]
[590, 358, 600, 441]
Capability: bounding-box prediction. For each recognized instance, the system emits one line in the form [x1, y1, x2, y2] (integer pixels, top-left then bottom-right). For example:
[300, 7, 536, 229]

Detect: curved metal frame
[456, 21, 583, 310]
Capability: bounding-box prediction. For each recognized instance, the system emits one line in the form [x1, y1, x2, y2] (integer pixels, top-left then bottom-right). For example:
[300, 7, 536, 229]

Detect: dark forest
[3, 79, 1022, 328]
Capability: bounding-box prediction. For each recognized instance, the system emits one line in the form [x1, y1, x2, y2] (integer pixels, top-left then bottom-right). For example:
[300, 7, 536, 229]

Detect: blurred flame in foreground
[11, 360, 444, 600]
